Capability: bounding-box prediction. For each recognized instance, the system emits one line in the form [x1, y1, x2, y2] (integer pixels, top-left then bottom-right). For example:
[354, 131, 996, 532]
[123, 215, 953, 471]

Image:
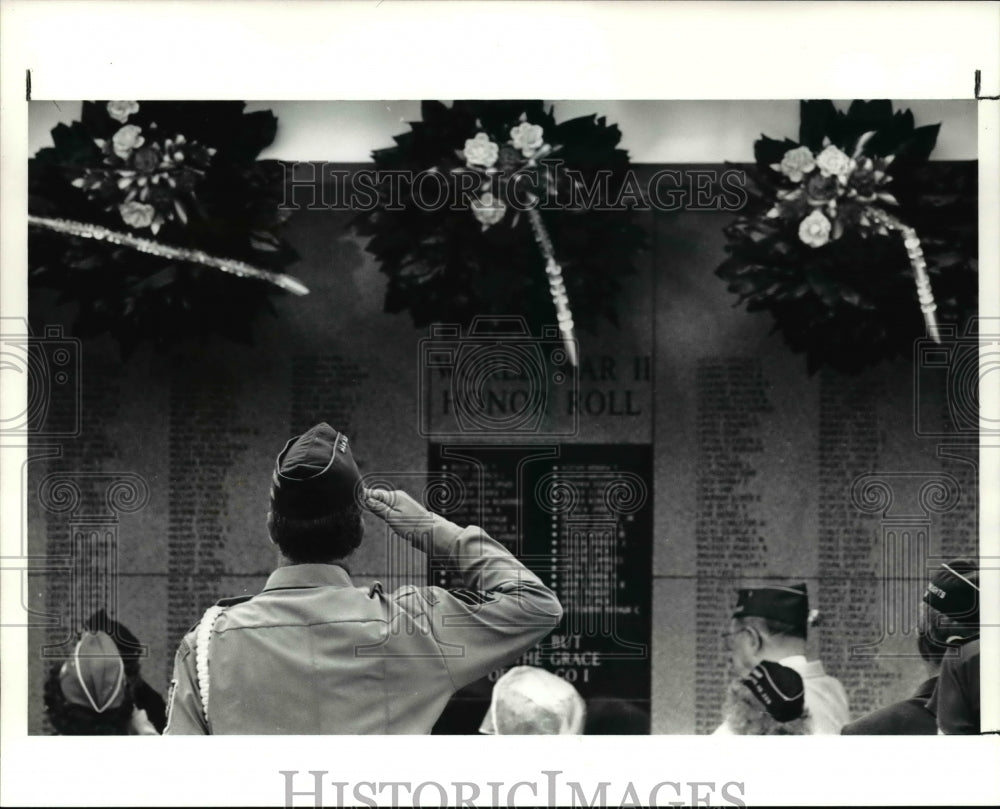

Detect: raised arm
[364, 488, 563, 687]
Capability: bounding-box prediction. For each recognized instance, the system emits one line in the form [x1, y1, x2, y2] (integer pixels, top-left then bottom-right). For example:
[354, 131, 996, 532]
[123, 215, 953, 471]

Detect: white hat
[479, 666, 586, 735]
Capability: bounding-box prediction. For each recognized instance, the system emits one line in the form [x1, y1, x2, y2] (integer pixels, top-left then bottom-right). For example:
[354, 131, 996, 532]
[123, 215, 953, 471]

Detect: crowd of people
[44, 424, 983, 737]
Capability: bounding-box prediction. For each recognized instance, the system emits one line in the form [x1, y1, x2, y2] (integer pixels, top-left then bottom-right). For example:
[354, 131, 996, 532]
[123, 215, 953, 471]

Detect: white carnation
[798, 209, 832, 248]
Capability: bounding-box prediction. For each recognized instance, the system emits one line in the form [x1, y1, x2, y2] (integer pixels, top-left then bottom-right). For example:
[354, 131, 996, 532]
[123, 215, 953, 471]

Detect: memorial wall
[27, 163, 977, 734]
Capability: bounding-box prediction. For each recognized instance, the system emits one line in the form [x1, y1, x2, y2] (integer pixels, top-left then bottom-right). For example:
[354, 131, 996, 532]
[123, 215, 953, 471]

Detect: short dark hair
[738, 614, 807, 641]
[267, 502, 364, 563]
[43, 664, 135, 736]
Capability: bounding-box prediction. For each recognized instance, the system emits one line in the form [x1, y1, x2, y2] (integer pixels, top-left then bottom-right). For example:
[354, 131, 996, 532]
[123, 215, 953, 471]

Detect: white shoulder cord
[194, 605, 226, 727]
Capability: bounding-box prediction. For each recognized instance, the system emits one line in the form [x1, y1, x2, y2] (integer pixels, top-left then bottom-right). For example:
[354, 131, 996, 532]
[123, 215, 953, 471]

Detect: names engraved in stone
[167, 380, 255, 661]
[694, 357, 772, 734]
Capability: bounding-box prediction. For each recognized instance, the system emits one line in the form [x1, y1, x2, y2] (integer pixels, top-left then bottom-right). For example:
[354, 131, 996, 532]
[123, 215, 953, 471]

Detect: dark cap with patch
[733, 583, 809, 629]
[923, 559, 978, 621]
[741, 660, 805, 723]
[270, 423, 362, 519]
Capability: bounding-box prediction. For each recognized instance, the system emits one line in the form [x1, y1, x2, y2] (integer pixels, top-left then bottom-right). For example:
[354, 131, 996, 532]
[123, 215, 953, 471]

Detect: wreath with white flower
[29, 101, 305, 356]
[717, 100, 977, 374]
[353, 100, 646, 359]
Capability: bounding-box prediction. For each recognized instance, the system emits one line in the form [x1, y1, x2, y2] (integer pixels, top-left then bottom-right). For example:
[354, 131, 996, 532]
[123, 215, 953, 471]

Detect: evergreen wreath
[716, 100, 977, 374]
[352, 100, 647, 353]
[29, 101, 305, 356]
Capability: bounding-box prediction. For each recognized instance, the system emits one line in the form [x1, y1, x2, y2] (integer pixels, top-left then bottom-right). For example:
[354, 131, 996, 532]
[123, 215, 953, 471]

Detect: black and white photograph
[1, 2, 998, 807]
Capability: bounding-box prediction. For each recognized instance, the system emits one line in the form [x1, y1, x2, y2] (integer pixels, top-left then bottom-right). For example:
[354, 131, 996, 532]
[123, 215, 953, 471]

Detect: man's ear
[266, 511, 277, 545]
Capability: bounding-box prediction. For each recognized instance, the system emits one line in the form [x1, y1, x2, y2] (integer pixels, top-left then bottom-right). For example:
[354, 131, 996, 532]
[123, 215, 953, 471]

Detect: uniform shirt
[714, 655, 850, 735]
[779, 655, 849, 734]
[926, 638, 979, 735]
[840, 677, 938, 735]
[164, 524, 562, 734]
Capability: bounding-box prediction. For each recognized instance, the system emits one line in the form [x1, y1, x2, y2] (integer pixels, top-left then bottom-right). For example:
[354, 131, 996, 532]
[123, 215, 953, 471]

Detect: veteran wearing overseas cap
[714, 583, 849, 735]
[163, 423, 563, 734]
[43, 631, 159, 735]
[921, 560, 980, 734]
[842, 559, 978, 735]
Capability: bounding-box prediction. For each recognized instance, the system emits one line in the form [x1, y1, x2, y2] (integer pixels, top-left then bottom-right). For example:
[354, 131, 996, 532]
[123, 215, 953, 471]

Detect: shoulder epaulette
[216, 595, 254, 608]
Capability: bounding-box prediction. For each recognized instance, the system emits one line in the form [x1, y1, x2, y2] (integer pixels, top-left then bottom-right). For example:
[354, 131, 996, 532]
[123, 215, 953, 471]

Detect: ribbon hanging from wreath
[29, 101, 306, 356]
[716, 100, 977, 374]
[352, 101, 647, 366]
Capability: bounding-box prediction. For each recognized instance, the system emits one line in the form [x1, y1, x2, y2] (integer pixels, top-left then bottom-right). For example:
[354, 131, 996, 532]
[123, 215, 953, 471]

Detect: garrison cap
[270, 423, 362, 519]
[733, 583, 809, 629]
[923, 560, 979, 621]
[59, 631, 127, 714]
[741, 660, 805, 724]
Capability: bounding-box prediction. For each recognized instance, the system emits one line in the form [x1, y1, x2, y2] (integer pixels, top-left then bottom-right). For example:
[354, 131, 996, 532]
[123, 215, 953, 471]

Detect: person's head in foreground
[726, 583, 813, 676]
[43, 631, 135, 735]
[921, 559, 979, 647]
[724, 659, 812, 735]
[479, 666, 586, 735]
[267, 422, 364, 565]
[584, 699, 650, 735]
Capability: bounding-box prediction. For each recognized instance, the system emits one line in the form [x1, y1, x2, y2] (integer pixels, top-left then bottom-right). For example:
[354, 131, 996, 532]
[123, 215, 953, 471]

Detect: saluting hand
[363, 487, 462, 554]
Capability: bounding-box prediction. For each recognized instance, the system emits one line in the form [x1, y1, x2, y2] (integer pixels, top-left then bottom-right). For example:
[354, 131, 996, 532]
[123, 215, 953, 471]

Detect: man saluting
[164, 423, 563, 734]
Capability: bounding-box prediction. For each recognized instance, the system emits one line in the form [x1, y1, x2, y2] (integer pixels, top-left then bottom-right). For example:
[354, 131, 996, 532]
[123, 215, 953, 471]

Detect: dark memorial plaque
[428, 443, 652, 734]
